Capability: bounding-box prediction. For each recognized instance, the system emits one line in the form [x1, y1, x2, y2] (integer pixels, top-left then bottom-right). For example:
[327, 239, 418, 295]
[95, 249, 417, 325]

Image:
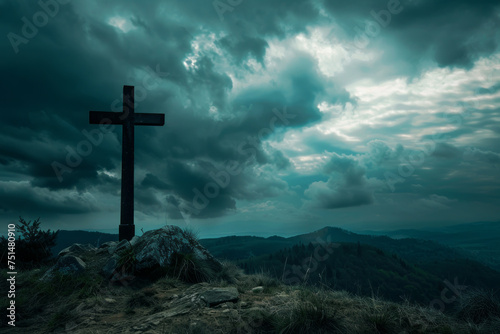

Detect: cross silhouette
[89, 85, 165, 241]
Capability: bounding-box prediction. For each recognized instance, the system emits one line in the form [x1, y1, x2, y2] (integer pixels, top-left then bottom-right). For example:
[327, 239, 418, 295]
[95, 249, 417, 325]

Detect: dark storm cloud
[159, 153, 291, 219]
[0, 1, 177, 196]
[138, 50, 352, 218]
[0, 0, 361, 223]
[163, 160, 237, 219]
[431, 143, 462, 159]
[322, 0, 500, 69]
[2, 0, 499, 227]
[1, 0, 314, 219]
[181, 55, 233, 111]
[465, 148, 500, 166]
[140, 173, 171, 190]
[217, 34, 269, 65]
[360, 140, 500, 203]
[300, 130, 499, 215]
[304, 154, 375, 209]
[0, 127, 118, 193]
[0, 181, 97, 215]
[135, 187, 163, 214]
[476, 82, 500, 96]
[210, 0, 320, 37]
[229, 55, 326, 130]
[418, 194, 457, 209]
[270, 149, 291, 170]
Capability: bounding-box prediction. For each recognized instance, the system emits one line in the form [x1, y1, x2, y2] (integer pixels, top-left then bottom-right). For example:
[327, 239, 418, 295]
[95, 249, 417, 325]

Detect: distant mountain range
[359, 221, 500, 272]
[199, 225, 500, 305]
[50, 222, 500, 307]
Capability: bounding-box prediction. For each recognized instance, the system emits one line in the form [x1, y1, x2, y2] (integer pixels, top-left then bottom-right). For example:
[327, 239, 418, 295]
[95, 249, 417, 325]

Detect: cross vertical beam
[120, 85, 135, 241]
[89, 85, 165, 241]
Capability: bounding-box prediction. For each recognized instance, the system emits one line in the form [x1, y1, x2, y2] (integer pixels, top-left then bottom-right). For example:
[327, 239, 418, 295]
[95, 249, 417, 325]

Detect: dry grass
[456, 288, 500, 324]
[4, 260, 500, 334]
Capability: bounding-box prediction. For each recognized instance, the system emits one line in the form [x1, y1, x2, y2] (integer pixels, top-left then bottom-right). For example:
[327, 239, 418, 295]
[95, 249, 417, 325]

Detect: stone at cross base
[41, 225, 223, 284]
[89, 85, 165, 241]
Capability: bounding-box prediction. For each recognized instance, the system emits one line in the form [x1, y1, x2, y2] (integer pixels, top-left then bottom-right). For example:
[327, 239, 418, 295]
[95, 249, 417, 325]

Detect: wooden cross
[89, 85, 165, 241]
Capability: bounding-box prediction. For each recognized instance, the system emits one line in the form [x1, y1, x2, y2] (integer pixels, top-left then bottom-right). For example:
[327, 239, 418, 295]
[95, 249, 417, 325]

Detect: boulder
[98, 225, 222, 281]
[41, 255, 86, 281]
[133, 225, 222, 274]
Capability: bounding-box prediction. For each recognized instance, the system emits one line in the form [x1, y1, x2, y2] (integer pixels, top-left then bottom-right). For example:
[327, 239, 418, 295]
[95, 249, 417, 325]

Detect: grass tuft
[46, 308, 73, 332]
[275, 288, 344, 333]
[456, 289, 500, 324]
[169, 251, 217, 283]
[182, 226, 200, 243]
[364, 309, 398, 333]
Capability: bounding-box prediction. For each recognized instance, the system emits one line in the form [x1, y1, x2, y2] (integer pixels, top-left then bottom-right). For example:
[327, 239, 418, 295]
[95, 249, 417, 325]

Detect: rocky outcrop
[43, 225, 222, 284]
[132, 225, 222, 275]
[97, 225, 222, 281]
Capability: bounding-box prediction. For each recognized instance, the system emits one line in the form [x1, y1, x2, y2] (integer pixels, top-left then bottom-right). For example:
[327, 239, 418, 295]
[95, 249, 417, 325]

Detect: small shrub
[0, 217, 58, 268]
[456, 289, 500, 324]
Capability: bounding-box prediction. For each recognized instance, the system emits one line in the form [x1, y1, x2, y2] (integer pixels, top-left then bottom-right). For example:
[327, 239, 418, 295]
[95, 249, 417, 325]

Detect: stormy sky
[1, 0, 499, 237]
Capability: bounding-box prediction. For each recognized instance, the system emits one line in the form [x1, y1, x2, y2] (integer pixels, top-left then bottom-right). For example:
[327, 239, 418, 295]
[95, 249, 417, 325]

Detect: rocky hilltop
[2, 226, 500, 333]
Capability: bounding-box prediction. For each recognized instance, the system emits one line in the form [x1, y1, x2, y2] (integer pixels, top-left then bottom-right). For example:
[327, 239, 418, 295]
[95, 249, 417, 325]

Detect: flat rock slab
[200, 287, 239, 307]
[136, 285, 240, 330]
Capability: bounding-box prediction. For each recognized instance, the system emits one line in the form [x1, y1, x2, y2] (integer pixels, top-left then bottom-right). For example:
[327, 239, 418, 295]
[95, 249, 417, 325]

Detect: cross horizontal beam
[89, 111, 165, 126]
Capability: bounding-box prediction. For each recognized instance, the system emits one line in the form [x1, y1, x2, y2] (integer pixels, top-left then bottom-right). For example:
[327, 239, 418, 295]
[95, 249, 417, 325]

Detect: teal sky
[1, 0, 499, 238]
